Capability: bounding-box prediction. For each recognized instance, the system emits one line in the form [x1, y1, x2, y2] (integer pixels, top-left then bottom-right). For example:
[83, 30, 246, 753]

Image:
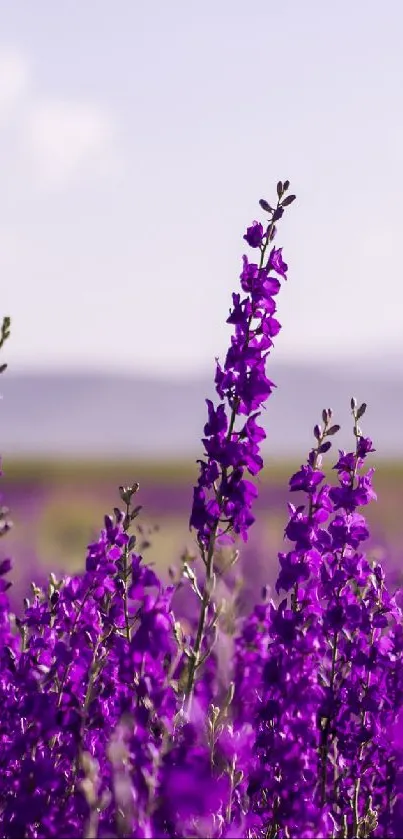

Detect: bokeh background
[1, 0, 402, 600]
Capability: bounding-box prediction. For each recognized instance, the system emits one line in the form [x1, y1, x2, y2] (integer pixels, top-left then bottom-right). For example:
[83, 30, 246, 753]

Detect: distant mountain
[0, 361, 402, 459]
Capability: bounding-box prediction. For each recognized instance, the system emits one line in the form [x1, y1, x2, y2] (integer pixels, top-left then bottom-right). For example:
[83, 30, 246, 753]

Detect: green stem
[122, 501, 132, 643]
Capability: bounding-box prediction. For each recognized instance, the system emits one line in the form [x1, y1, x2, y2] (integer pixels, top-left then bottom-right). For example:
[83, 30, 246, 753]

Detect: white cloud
[0, 43, 119, 190]
[0, 47, 29, 115]
[23, 99, 118, 188]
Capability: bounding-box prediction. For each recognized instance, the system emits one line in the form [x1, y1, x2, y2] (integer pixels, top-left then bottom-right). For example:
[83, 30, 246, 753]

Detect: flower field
[1, 183, 403, 837]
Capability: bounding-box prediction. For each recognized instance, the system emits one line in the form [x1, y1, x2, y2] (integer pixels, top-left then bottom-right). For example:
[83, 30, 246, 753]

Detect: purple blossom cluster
[237, 405, 403, 837]
[190, 187, 290, 552]
[1, 190, 403, 838]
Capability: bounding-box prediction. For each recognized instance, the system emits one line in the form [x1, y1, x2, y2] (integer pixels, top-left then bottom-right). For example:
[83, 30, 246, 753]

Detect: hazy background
[1, 1, 402, 584]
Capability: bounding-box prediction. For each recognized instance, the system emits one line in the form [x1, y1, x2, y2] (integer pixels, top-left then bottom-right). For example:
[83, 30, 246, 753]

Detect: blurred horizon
[4, 348, 403, 378]
[1, 361, 403, 459]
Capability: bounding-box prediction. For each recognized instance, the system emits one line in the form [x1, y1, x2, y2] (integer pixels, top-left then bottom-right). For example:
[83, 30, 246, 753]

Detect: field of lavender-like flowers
[1, 183, 403, 838]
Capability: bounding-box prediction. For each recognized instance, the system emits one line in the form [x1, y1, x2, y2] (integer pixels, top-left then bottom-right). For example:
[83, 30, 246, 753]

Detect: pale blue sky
[1, 0, 402, 375]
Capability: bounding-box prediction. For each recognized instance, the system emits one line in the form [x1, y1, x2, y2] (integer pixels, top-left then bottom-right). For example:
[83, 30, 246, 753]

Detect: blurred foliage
[4, 456, 403, 483]
[2, 458, 402, 584]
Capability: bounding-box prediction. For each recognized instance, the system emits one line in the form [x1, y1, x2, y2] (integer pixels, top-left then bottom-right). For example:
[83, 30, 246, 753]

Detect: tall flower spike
[185, 183, 295, 711]
[190, 183, 294, 553]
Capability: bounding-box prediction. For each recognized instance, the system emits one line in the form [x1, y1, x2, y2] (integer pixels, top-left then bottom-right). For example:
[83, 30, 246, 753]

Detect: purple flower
[243, 220, 264, 248]
[289, 464, 325, 493]
[267, 246, 288, 277]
